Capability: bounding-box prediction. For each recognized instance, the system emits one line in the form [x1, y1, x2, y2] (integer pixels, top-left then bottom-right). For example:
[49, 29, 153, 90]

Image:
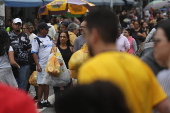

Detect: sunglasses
[22, 28, 27, 30]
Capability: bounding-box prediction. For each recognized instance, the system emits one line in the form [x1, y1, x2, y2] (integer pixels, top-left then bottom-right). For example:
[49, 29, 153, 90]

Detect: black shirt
[58, 46, 72, 69]
[131, 28, 145, 45]
[9, 31, 31, 66]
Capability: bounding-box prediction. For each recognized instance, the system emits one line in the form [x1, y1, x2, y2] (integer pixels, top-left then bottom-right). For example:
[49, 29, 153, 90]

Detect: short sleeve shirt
[9, 31, 31, 66]
[31, 36, 53, 67]
[78, 52, 167, 113]
[131, 28, 145, 45]
[0, 46, 13, 68]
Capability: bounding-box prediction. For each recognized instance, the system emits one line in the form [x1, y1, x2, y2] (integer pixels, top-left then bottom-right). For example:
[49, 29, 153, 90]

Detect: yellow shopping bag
[46, 47, 61, 77]
[29, 71, 39, 86]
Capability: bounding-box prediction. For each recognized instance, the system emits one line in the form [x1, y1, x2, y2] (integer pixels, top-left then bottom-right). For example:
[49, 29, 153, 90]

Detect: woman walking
[123, 28, 137, 54]
[0, 30, 19, 87]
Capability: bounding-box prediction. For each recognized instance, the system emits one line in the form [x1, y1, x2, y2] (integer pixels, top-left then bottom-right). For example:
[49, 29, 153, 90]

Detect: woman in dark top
[57, 31, 73, 69]
[140, 22, 149, 35]
[54, 31, 73, 100]
[131, 21, 146, 46]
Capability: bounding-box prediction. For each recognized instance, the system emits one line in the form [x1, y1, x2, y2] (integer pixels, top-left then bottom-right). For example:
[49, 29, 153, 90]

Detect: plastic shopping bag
[68, 44, 90, 78]
[29, 71, 39, 86]
[42, 47, 71, 87]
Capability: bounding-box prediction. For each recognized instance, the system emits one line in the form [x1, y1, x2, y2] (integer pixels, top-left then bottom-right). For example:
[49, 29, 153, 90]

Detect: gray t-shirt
[141, 51, 165, 75]
[73, 35, 86, 52]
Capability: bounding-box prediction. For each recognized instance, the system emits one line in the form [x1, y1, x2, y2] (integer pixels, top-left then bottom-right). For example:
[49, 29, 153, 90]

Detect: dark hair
[57, 31, 71, 47]
[0, 30, 10, 56]
[45, 18, 51, 23]
[85, 6, 118, 43]
[51, 17, 57, 25]
[124, 28, 132, 36]
[157, 19, 170, 41]
[55, 81, 130, 113]
[134, 20, 140, 26]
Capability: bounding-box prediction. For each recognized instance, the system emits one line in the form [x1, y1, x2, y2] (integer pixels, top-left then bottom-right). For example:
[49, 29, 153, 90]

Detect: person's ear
[91, 28, 99, 44]
[12, 23, 15, 27]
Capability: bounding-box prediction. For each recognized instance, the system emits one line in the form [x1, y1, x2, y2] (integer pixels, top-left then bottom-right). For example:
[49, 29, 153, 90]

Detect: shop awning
[83, 0, 136, 6]
[4, 0, 53, 7]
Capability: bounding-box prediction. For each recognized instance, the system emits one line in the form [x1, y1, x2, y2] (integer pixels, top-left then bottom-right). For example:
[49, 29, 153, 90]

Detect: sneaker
[37, 101, 43, 109]
[43, 100, 53, 107]
[33, 96, 38, 102]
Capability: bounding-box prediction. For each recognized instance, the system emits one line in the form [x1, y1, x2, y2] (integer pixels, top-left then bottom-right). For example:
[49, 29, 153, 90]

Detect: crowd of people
[1, 6, 170, 113]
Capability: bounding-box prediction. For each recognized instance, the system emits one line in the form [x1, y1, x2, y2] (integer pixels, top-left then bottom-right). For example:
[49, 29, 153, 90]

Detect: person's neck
[60, 43, 67, 47]
[13, 30, 21, 35]
[127, 36, 130, 38]
[153, 51, 167, 68]
[27, 32, 31, 36]
[93, 43, 117, 56]
[135, 27, 140, 31]
[166, 56, 170, 69]
[38, 33, 46, 37]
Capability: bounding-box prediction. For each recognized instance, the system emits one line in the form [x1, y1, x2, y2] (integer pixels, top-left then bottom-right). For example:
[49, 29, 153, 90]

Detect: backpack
[35, 35, 52, 47]
[28, 35, 52, 72]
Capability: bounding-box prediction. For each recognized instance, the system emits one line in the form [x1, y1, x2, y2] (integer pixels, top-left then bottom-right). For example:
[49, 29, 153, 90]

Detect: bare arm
[32, 53, 42, 72]
[8, 51, 20, 68]
[154, 99, 170, 113]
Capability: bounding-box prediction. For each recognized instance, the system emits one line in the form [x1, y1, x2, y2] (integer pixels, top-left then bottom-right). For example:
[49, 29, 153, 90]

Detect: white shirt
[29, 33, 37, 44]
[31, 36, 53, 67]
[116, 34, 130, 52]
[47, 23, 56, 40]
[0, 46, 13, 68]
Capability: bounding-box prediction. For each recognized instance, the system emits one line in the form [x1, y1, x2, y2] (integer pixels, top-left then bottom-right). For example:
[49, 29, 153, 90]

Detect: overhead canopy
[83, 0, 136, 6]
[4, 0, 53, 7]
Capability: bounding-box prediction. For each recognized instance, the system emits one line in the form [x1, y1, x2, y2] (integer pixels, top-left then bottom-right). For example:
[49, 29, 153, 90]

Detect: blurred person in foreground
[77, 7, 170, 113]
[0, 83, 38, 113]
[141, 18, 165, 75]
[55, 81, 130, 113]
[154, 20, 170, 99]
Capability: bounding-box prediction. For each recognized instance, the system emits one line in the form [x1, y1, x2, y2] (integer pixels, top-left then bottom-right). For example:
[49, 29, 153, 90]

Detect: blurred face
[59, 33, 68, 44]
[123, 30, 129, 37]
[40, 28, 49, 36]
[12, 22, 22, 31]
[22, 25, 29, 34]
[134, 22, 140, 29]
[80, 21, 86, 35]
[130, 24, 134, 29]
[84, 26, 95, 56]
[73, 28, 79, 35]
[143, 22, 147, 28]
[117, 28, 121, 37]
[154, 28, 170, 62]
[60, 24, 67, 32]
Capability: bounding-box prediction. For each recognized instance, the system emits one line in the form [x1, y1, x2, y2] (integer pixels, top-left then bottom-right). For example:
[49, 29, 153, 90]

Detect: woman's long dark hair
[56, 31, 71, 47]
[0, 30, 10, 56]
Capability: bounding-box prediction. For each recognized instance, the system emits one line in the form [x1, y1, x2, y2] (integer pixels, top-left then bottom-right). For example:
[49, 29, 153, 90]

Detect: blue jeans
[16, 65, 30, 91]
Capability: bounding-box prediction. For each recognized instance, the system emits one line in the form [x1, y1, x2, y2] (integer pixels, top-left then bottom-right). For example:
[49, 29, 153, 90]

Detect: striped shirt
[157, 69, 170, 99]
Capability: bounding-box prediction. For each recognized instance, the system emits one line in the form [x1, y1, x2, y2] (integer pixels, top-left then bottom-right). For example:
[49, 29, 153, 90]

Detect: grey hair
[67, 23, 79, 32]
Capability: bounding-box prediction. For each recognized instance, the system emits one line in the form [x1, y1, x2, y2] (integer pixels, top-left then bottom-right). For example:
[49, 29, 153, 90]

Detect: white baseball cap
[13, 18, 22, 24]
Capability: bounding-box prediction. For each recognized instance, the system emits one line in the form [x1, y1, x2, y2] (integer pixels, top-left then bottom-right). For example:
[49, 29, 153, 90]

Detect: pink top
[127, 36, 135, 54]
[116, 34, 130, 52]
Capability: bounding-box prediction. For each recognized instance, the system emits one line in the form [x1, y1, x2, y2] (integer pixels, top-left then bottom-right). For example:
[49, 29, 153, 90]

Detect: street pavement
[29, 85, 56, 113]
